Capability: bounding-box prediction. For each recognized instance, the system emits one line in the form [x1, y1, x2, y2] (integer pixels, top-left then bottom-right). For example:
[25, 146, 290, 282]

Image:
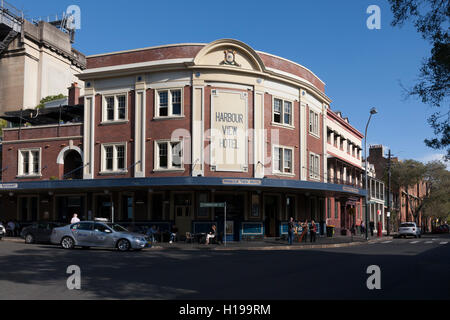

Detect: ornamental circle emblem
[221, 49, 241, 67]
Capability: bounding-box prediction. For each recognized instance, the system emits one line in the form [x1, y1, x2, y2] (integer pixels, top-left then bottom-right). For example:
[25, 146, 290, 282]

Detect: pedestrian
[70, 213, 81, 224]
[369, 221, 375, 237]
[301, 220, 309, 242]
[310, 220, 317, 243]
[287, 217, 295, 245]
[169, 225, 178, 244]
[360, 221, 365, 234]
[7, 220, 15, 237]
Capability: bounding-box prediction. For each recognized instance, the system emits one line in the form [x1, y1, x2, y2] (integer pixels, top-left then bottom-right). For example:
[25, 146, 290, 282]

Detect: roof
[1, 104, 84, 126]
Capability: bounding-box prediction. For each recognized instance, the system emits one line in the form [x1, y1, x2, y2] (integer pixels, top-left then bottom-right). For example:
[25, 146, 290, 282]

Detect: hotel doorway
[174, 193, 193, 236]
[264, 195, 280, 237]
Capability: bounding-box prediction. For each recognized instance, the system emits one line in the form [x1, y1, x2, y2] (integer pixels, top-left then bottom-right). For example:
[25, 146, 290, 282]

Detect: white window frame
[154, 140, 185, 172]
[309, 109, 320, 138]
[18, 148, 41, 177]
[102, 92, 128, 122]
[100, 143, 127, 174]
[272, 97, 294, 127]
[154, 88, 184, 119]
[272, 145, 295, 176]
[309, 152, 320, 181]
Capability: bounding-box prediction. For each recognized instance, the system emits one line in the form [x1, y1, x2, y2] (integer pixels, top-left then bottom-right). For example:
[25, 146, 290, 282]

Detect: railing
[327, 177, 363, 189]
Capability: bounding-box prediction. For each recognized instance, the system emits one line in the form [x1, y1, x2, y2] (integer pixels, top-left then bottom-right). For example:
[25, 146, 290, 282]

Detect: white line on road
[425, 241, 433, 244]
[440, 242, 448, 245]
[410, 241, 420, 244]
[382, 241, 392, 244]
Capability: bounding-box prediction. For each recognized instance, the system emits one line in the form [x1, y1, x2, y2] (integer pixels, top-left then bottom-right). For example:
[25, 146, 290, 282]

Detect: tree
[390, 159, 427, 224]
[388, 0, 450, 159]
[391, 159, 450, 226]
[0, 119, 7, 138]
[422, 161, 450, 223]
[36, 94, 66, 109]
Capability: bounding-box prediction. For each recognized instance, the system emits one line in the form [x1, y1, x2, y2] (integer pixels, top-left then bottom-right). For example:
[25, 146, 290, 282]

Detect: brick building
[367, 145, 429, 232]
[0, 39, 366, 240]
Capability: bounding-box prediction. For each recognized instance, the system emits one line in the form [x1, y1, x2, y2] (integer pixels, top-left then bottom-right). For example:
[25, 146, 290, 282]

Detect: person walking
[301, 220, 309, 243]
[310, 220, 317, 243]
[70, 213, 81, 224]
[287, 217, 295, 245]
[369, 221, 375, 237]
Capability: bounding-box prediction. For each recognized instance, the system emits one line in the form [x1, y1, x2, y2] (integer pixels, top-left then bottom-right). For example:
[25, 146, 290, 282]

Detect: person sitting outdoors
[205, 225, 217, 245]
[169, 225, 178, 244]
[147, 225, 160, 243]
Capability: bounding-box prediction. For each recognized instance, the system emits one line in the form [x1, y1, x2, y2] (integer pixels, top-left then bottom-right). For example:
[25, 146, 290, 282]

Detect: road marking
[425, 241, 433, 244]
[440, 242, 448, 245]
[382, 241, 392, 244]
[410, 241, 420, 244]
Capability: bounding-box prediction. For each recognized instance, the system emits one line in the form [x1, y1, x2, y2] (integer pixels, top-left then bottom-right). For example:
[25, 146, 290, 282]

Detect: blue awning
[0, 177, 366, 197]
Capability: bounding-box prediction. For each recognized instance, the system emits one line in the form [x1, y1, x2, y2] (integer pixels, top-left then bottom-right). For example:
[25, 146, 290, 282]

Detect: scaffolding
[0, 0, 23, 55]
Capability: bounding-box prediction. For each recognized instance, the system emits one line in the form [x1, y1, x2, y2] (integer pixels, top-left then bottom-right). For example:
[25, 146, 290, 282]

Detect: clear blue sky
[13, 0, 447, 165]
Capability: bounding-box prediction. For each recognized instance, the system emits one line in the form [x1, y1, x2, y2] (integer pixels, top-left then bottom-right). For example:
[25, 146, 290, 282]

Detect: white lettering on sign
[210, 90, 248, 172]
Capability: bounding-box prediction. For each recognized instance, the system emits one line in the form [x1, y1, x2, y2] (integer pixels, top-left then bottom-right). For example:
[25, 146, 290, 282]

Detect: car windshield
[106, 223, 128, 232]
[401, 223, 415, 228]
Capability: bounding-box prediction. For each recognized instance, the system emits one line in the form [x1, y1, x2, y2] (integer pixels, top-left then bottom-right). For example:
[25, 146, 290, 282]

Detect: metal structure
[0, 0, 23, 55]
[364, 107, 378, 240]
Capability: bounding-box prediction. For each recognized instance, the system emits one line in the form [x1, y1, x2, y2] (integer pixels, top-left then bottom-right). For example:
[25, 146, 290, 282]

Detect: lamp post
[364, 108, 378, 241]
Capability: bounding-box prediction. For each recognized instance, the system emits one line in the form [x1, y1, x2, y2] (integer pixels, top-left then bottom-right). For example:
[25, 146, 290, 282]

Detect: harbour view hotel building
[0, 39, 366, 240]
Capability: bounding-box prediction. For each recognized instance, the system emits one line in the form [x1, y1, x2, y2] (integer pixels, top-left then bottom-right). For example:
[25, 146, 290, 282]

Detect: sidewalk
[151, 234, 392, 251]
[0, 234, 393, 251]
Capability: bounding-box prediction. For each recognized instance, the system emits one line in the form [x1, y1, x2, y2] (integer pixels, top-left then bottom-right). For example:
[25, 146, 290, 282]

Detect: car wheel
[61, 237, 75, 250]
[25, 234, 35, 244]
[117, 239, 131, 252]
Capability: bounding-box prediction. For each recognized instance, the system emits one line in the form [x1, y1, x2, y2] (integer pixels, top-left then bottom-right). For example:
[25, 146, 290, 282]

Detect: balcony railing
[327, 177, 363, 189]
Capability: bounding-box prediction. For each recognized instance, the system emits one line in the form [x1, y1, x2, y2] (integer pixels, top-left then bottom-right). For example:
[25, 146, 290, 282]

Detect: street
[0, 234, 449, 300]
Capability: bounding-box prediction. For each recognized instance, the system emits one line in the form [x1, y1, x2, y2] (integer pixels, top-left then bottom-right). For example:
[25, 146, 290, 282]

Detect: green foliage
[0, 118, 7, 134]
[390, 159, 450, 222]
[388, 0, 450, 160]
[36, 94, 66, 109]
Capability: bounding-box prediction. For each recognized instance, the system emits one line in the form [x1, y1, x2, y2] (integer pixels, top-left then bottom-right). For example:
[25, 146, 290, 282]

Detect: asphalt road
[0, 234, 449, 300]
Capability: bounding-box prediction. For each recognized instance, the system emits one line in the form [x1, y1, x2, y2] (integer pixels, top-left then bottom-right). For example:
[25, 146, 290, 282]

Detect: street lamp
[365, 107, 378, 241]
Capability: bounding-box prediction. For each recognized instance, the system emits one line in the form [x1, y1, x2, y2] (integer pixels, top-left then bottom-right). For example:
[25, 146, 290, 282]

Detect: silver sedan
[50, 221, 151, 251]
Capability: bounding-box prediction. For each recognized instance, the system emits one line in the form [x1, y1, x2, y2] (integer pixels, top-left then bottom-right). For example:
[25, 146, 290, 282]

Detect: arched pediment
[193, 39, 266, 72]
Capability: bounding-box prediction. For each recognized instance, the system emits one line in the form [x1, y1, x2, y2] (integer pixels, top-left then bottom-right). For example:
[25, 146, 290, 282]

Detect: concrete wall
[0, 20, 86, 114]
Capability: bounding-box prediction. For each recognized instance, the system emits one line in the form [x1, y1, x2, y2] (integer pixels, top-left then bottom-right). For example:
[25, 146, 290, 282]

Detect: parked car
[0, 224, 5, 240]
[20, 222, 63, 244]
[398, 222, 422, 238]
[432, 225, 450, 234]
[50, 221, 151, 251]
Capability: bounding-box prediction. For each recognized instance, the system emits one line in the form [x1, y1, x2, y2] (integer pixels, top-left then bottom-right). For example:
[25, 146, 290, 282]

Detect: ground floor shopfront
[0, 177, 365, 241]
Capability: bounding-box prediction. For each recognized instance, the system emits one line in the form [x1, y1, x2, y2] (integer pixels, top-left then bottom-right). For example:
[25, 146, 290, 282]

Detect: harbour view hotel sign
[210, 89, 248, 172]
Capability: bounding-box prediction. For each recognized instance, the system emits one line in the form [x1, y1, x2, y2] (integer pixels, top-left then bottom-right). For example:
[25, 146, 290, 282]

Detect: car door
[71, 222, 94, 246]
[92, 223, 115, 248]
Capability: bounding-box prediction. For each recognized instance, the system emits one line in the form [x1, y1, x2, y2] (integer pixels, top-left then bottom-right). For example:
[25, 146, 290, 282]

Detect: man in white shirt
[71, 214, 81, 224]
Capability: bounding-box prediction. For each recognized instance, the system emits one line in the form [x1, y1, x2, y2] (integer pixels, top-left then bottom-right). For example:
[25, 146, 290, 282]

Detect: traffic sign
[200, 202, 226, 208]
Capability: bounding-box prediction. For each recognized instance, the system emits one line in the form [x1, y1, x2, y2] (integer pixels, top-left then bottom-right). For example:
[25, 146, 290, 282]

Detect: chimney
[68, 82, 80, 106]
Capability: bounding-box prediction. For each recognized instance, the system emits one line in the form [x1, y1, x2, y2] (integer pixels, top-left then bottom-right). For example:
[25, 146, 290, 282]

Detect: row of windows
[100, 90, 323, 139]
[102, 89, 183, 123]
[16, 144, 322, 179]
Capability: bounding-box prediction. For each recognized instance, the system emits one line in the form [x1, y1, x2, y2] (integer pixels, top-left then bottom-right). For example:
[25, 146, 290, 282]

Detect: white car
[399, 222, 421, 238]
[0, 224, 5, 239]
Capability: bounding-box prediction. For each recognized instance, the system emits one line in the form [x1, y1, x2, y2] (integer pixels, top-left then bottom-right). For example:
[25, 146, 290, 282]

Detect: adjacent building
[0, 39, 366, 240]
[0, 1, 86, 114]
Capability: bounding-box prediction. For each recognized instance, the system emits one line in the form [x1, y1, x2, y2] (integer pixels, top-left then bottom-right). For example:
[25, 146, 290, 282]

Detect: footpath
[1, 233, 395, 251]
